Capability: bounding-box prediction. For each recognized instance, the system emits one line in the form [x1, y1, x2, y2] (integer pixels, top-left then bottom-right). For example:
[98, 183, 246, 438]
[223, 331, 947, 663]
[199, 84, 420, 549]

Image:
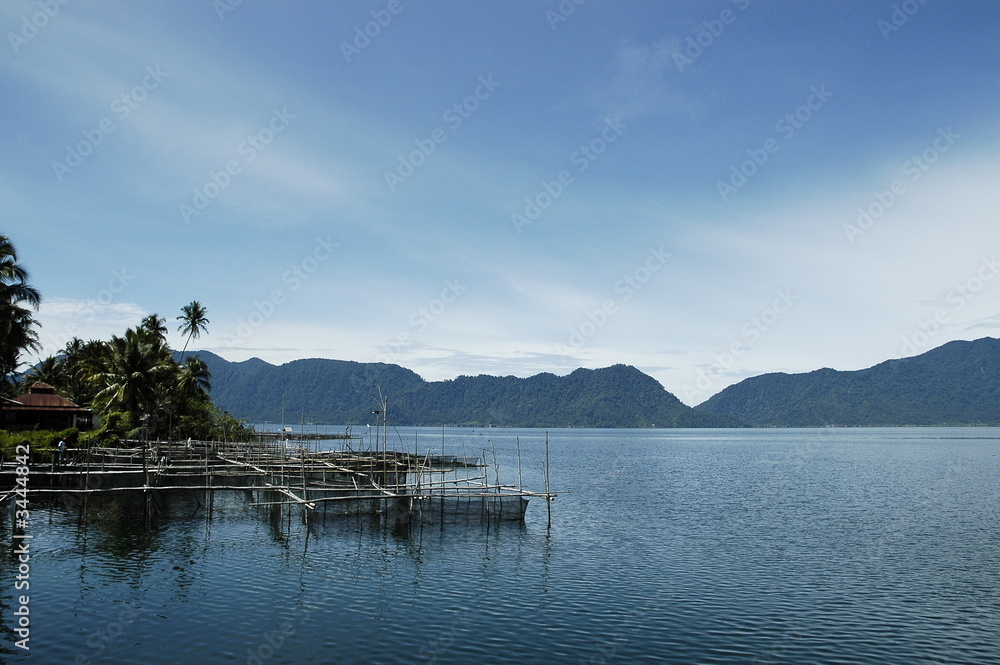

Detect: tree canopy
[0, 234, 41, 391]
[0, 233, 250, 443]
[21, 303, 250, 442]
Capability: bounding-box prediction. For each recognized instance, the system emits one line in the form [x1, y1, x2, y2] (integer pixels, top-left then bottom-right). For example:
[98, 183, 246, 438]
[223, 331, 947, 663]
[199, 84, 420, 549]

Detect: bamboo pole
[545, 431, 551, 528]
[31, 484, 284, 494]
[13, 433, 544, 523]
[248, 488, 534, 507]
[516, 436, 523, 493]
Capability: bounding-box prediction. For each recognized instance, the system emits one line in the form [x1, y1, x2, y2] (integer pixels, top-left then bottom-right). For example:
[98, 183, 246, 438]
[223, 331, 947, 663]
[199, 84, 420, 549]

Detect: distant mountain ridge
[695, 337, 1000, 426]
[195, 352, 732, 427]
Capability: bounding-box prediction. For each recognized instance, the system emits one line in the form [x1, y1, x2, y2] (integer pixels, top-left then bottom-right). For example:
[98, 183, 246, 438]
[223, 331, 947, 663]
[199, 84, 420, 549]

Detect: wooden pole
[440, 424, 446, 523]
[545, 431, 551, 529]
[516, 436, 523, 492]
[382, 397, 388, 489]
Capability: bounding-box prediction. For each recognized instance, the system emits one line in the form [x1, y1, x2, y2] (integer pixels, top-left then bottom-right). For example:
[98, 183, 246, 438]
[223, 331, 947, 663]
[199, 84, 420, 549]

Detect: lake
[4, 427, 999, 664]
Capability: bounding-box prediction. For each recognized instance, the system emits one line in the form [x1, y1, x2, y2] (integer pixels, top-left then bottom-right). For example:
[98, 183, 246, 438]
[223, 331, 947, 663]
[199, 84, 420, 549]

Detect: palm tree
[63, 336, 85, 359]
[139, 314, 168, 344]
[89, 328, 172, 420]
[1, 303, 40, 380]
[175, 356, 211, 399]
[29, 354, 64, 387]
[153, 354, 213, 440]
[0, 235, 41, 387]
[60, 337, 107, 406]
[176, 301, 209, 360]
[0, 236, 41, 309]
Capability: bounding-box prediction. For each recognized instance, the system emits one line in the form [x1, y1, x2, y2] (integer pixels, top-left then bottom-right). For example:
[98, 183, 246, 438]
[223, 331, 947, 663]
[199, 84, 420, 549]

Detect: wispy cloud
[7, 1, 1000, 405]
[35, 297, 148, 356]
[964, 315, 1000, 332]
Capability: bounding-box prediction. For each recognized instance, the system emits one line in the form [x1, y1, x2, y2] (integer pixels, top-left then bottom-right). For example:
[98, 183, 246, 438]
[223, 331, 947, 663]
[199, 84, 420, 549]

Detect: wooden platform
[1, 437, 550, 525]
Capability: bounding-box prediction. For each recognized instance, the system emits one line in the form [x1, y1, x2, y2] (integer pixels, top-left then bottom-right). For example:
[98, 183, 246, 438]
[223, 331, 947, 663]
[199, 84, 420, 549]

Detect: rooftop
[10, 382, 90, 412]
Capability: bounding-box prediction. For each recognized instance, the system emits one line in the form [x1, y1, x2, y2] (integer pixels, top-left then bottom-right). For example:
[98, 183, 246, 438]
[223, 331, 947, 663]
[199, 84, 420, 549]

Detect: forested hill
[695, 337, 1000, 426]
[193, 352, 732, 427]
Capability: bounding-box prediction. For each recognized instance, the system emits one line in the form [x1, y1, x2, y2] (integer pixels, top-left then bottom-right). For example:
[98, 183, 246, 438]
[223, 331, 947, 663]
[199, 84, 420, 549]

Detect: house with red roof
[2, 382, 94, 431]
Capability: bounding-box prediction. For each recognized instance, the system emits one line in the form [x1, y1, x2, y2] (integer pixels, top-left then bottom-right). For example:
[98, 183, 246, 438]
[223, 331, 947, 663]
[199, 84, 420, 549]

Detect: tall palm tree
[0, 235, 41, 386]
[139, 314, 168, 344]
[176, 301, 209, 360]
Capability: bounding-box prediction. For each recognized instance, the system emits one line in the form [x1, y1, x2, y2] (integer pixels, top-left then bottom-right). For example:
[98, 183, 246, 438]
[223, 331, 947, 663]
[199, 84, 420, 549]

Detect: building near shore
[2, 382, 93, 431]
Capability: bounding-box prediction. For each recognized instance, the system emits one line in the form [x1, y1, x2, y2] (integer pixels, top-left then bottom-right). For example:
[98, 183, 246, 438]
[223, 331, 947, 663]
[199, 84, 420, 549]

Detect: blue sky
[3, 1, 999, 406]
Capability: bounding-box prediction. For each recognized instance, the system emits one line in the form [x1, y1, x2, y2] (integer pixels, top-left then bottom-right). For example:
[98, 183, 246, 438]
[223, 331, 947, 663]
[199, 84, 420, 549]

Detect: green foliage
[0, 427, 79, 461]
[97, 411, 136, 439]
[177, 300, 209, 360]
[697, 337, 1000, 426]
[80, 428, 117, 448]
[0, 234, 41, 382]
[1, 235, 240, 442]
[209, 406, 256, 442]
[14, 301, 237, 442]
[197, 352, 733, 427]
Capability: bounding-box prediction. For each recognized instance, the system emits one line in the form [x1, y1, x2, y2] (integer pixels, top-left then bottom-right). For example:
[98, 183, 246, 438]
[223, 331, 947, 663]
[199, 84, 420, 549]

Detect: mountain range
[196, 351, 732, 427]
[695, 337, 1000, 426]
[195, 337, 1000, 427]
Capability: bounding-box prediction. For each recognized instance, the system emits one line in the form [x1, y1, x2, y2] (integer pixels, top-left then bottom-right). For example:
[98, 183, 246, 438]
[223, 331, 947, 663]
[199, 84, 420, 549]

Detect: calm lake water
[4, 428, 1000, 664]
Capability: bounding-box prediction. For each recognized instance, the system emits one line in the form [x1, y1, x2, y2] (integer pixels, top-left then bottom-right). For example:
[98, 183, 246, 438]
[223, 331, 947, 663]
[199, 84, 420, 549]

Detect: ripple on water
[15, 429, 1000, 664]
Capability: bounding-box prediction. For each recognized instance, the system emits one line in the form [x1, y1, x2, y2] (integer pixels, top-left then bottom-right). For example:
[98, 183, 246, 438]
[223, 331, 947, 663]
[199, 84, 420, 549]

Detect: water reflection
[9, 429, 1000, 664]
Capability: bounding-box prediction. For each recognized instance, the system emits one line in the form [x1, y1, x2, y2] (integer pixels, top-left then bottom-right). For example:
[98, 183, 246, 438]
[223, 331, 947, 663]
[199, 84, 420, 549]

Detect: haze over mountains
[197, 337, 1000, 427]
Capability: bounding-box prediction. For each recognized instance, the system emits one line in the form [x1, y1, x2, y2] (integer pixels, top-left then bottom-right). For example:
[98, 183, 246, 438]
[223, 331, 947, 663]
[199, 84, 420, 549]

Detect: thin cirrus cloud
[4, 1, 999, 406]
